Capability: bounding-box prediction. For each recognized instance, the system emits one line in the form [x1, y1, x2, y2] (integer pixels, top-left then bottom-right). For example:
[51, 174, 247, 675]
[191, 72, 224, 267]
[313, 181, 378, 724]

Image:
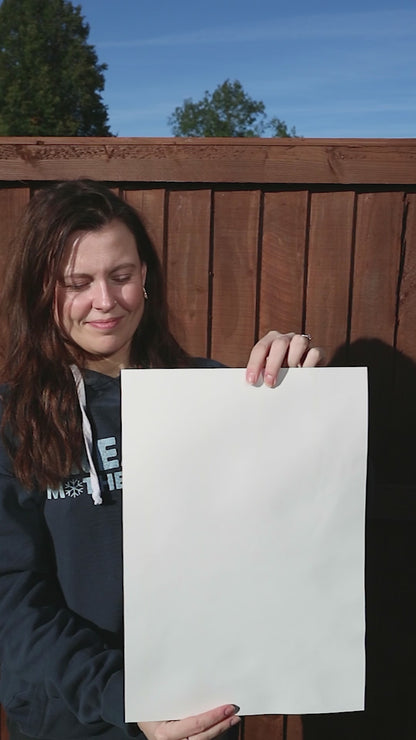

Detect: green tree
[268, 116, 297, 138]
[0, 0, 111, 136]
[168, 79, 296, 138]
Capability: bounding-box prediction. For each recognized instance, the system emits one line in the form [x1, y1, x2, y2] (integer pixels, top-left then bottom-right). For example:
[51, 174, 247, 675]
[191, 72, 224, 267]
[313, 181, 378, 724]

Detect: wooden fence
[0, 137, 415, 739]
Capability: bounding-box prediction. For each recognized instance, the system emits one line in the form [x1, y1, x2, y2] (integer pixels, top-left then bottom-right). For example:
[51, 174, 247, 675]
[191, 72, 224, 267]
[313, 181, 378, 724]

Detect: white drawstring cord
[70, 365, 103, 505]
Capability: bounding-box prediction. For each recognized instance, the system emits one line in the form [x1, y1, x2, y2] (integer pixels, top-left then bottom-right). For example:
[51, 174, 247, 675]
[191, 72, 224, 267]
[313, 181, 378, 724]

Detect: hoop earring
[143, 285, 148, 300]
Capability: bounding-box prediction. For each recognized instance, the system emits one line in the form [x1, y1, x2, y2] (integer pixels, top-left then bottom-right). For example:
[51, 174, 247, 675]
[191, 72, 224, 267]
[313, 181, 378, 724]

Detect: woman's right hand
[138, 703, 240, 740]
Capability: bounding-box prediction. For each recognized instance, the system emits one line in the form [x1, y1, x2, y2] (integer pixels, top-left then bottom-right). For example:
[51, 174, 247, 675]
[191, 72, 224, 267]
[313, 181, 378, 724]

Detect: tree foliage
[0, 0, 111, 135]
[168, 79, 297, 138]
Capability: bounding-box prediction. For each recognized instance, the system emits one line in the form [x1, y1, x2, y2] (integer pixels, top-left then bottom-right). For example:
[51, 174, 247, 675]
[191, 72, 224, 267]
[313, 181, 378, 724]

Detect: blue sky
[79, 0, 416, 138]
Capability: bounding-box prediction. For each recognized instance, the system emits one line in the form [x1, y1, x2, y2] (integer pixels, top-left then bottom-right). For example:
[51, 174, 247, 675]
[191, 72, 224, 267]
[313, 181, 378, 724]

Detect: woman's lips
[86, 317, 123, 330]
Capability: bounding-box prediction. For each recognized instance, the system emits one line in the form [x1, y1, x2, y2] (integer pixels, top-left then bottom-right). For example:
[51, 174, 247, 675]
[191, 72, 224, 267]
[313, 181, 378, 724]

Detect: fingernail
[230, 716, 241, 726]
[246, 372, 256, 385]
[225, 704, 239, 717]
[264, 373, 275, 387]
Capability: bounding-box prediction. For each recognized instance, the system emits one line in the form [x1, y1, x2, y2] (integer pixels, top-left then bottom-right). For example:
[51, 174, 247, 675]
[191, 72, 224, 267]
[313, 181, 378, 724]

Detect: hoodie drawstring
[70, 365, 103, 505]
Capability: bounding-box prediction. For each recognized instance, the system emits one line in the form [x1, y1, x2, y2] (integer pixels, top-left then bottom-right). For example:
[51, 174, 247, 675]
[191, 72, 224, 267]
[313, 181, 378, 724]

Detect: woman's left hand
[138, 703, 240, 740]
[246, 331, 325, 388]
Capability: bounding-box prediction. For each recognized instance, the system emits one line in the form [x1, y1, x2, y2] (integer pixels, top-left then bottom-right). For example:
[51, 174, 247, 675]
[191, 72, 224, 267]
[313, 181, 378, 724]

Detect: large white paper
[122, 367, 367, 720]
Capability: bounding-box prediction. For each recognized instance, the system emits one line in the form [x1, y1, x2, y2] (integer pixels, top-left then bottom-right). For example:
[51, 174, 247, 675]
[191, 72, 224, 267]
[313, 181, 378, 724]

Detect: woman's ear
[141, 262, 147, 286]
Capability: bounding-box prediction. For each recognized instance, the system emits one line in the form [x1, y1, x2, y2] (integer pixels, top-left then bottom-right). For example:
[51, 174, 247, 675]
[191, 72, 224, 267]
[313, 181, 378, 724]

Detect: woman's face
[54, 219, 147, 374]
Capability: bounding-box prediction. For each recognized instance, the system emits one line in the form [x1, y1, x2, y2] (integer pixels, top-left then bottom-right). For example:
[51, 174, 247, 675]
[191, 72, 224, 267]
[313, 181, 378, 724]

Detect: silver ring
[301, 333, 312, 342]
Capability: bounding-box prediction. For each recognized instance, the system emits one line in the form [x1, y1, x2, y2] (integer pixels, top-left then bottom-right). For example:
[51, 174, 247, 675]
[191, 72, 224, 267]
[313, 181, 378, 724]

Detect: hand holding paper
[138, 703, 240, 740]
[245, 330, 325, 386]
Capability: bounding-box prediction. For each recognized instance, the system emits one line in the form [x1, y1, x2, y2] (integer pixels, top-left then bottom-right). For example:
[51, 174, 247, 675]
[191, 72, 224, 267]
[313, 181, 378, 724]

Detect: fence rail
[1, 137, 415, 739]
[0, 136, 416, 183]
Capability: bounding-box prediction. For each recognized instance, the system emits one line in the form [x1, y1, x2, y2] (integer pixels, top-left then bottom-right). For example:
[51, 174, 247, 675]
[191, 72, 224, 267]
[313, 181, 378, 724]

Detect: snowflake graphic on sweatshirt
[64, 478, 84, 498]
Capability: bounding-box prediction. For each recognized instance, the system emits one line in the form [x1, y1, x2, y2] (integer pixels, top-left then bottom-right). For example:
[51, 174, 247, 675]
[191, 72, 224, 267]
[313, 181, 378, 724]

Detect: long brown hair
[0, 179, 189, 490]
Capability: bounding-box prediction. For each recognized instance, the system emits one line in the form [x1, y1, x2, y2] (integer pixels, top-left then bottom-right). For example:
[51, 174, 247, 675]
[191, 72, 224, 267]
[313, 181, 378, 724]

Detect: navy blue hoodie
[0, 360, 222, 739]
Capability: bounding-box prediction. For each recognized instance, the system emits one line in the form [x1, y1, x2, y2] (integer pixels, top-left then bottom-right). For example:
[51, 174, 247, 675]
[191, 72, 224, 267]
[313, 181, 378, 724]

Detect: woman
[0, 180, 322, 740]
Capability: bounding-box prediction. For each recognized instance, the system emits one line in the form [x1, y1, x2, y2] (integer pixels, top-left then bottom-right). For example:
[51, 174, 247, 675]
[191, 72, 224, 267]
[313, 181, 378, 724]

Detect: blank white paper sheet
[121, 367, 367, 721]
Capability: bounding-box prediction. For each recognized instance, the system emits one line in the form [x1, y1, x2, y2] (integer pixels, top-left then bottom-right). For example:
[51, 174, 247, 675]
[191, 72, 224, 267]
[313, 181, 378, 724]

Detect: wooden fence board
[388, 193, 416, 495]
[286, 715, 303, 740]
[306, 192, 355, 361]
[396, 193, 416, 363]
[259, 192, 308, 337]
[347, 193, 404, 500]
[243, 714, 284, 740]
[166, 190, 211, 357]
[123, 188, 165, 266]
[211, 191, 260, 366]
[350, 192, 403, 345]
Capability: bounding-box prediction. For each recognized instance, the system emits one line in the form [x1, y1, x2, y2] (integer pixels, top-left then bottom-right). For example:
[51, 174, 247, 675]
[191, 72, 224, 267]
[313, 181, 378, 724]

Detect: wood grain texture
[259, 191, 308, 337]
[305, 191, 355, 362]
[396, 193, 416, 363]
[350, 192, 404, 345]
[1, 138, 416, 183]
[211, 190, 260, 366]
[286, 715, 303, 740]
[166, 190, 211, 357]
[242, 714, 284, 740]
[389, 193, 416, 492]
[123, 188, 165, 265]
[348, 193, 404, 495]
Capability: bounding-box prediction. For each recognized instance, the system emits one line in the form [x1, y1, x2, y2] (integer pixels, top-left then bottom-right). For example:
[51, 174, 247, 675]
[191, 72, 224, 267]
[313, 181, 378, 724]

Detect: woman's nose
[92, 281, 116, 310]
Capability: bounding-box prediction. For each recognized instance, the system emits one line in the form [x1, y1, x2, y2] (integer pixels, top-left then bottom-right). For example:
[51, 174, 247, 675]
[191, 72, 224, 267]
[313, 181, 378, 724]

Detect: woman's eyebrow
[63, 262, 139, 277]
[60, 271, 91, 281]
[109, 262, 139, 271]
